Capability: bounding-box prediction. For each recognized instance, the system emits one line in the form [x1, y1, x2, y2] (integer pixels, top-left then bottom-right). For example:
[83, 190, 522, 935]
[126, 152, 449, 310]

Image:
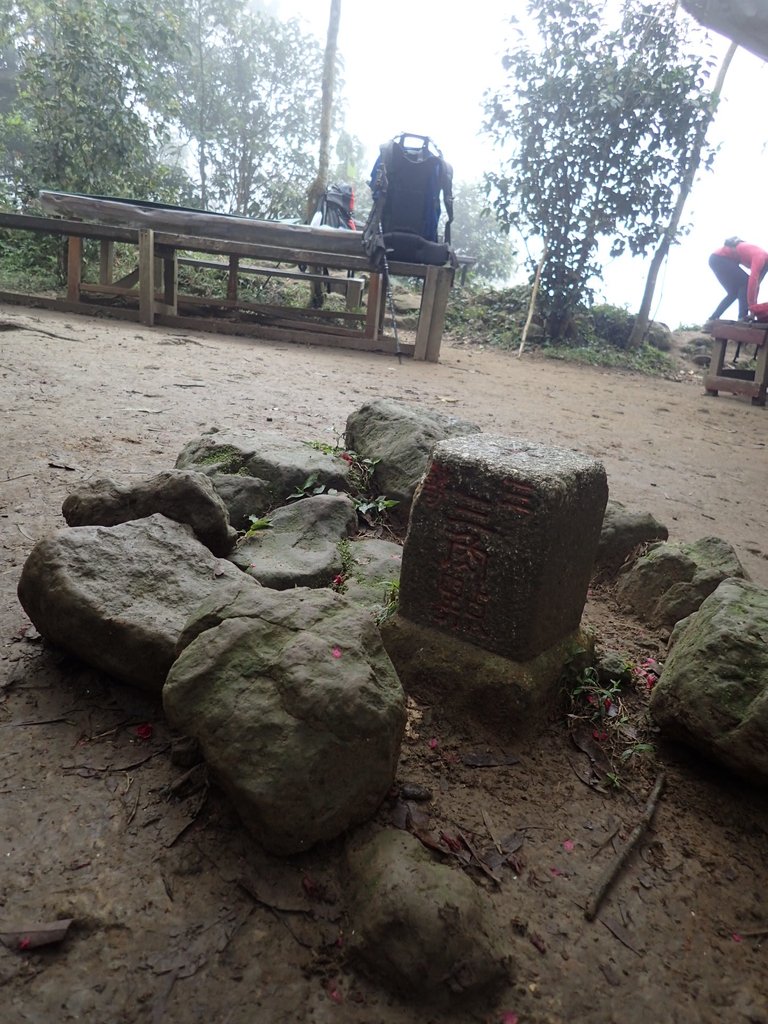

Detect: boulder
[615, 536, 747, 629]
[201, 472, 273, 532]
[229, 493, 358, 589]
[61, 469, 237, 556]
[595, 499, 669, 576]
[175, 429, 351, 513]
[346, 828, 513, 1002]
[650, 578, 768, 784]
[344, 399, 481, 521]
[17, 514, 247, 693]
[163, 586, 406, 854]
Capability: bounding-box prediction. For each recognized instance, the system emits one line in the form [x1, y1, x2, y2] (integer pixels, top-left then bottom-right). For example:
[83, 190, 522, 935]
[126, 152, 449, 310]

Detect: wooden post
[753, 343, 768, 406]
[99, 240, 114, 285]
[163, 250, 178, 315]
[227, 256, 239, 301]
[345, 278, 363, 310]
[364, 272, 383, 340]
[66, 236, 83, 302]
[138, 228, 155, 326]
[414, 265, 453, 362]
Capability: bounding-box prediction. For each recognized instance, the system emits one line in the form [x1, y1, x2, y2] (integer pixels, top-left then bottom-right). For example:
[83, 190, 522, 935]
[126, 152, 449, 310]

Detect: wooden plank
[707, 320, 768, 346]
[66, 236, 83, 302]
[0, 210, 138, 243]
[0, 286, 414, 357]
[138, 228, 155, 326]
[153, 311, 414, 356]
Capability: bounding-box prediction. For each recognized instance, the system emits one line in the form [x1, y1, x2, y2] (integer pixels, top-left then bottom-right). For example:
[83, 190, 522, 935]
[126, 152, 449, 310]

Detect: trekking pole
[378, 221, 402, 364]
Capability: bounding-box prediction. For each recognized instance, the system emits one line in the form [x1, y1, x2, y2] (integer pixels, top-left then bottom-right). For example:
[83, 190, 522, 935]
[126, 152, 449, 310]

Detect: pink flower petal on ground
[332, 646, 342, 659]
[563, 839, 575, 852]
[732, 933, 743, 943]
[428, 737, 438, 749]
[501, 1014, 519, 1024]
[550, 866, 563, 877]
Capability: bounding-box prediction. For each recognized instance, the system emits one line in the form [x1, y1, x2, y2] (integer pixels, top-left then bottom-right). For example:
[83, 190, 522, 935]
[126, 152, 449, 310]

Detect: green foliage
[445, 284, 532, 349]
[0, 0, 187, 203]
[244, 515, 271, 537]
[450, 181, 517, 285]
[590, 304, 634, 349]
[376, 579, 400, 625]
[172, 1, 325, 219]
[287, 472, 336, 501]
[484, 0, 716, 342]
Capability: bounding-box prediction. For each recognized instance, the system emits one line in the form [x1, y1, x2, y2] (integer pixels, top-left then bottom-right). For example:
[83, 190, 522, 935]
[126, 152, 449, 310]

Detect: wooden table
[704, 319, 768, 406]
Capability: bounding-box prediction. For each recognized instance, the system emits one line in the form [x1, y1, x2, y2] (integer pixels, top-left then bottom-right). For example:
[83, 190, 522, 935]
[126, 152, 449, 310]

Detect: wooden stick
[518, 248, 546, 358]
[585, 771, 666, 921]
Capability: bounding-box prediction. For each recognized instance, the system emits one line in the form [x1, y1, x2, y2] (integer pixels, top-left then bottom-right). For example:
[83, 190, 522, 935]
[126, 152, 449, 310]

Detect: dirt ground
[1, 303, 766, 1024]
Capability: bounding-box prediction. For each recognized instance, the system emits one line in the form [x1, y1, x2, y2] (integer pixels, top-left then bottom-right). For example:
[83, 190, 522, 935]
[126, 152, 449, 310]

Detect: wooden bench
[704, 319, 768, 407]
[0, 204, 455, 362]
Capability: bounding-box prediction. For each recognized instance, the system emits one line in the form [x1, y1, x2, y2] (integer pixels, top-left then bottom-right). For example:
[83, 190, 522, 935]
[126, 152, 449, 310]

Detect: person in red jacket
[709, 237, 768, 320]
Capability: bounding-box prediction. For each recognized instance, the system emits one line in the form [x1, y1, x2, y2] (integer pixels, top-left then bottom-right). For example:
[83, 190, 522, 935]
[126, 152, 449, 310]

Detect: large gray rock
[344, 398, 481, 521]
[616, 536, 747, 629]
[17, 515, 247, 693]
[202, 472, 273, 532]
[650, 578, 768, 784]
[346, 828, 513, 1002]
[175, 430, 351, 514]
[163, 585, 405, 854]
[229, 493, 358, 589]
[595, 499, 669, 576]
[61, 469, 237, 556]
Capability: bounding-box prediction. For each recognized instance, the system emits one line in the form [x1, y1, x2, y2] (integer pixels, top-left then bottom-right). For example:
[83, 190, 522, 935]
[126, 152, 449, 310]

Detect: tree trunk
[628, 40, 738, 348]
[305, 0, 341, 224]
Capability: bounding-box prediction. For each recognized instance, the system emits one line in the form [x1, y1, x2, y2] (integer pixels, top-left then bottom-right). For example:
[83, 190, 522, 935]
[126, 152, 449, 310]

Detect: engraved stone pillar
[398, 435, 608, 661]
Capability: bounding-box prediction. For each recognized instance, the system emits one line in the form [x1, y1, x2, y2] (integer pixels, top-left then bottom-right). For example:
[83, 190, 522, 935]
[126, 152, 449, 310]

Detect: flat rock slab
[164, 585, 406, 854]
[229, 493, 358, 589]
[650, 577, 768, 783]
[343, 538, 403, 611]
[61, 469, 237, 556]
[175, 429, 351, 511]
[399, 435, 607, 660]
[17, 514, 247, 693]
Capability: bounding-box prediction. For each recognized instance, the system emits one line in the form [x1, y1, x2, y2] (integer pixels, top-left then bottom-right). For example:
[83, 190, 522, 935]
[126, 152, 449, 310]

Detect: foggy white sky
[278, 0, 768, 328]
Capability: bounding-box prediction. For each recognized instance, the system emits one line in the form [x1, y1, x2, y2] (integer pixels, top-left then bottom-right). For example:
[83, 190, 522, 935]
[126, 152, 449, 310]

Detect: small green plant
[244, 515, 271, 537]
[287, 473, 337, 501]
[304, 440, 341, 456]
[353, 494, 399, 524]
[570, 666, 623, 726]
[376, 579, 400, 625]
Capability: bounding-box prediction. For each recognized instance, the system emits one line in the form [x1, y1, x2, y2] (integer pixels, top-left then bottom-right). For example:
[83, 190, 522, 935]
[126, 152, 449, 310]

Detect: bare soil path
[0, 305, 766, 1024]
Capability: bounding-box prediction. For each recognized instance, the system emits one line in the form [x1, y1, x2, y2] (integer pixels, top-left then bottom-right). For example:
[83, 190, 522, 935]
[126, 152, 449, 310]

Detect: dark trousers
[709, 253, 748, 319]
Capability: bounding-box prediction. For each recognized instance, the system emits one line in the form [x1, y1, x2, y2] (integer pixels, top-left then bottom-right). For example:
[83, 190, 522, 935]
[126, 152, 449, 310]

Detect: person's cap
[724, 236, 743, 247]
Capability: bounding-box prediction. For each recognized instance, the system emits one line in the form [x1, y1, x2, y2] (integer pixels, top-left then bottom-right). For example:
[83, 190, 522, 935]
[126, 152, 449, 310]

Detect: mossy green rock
[616, 536, 747, 629]
[164, 585, 405, 854]
[346, 828, 513, 1002]
[650, 578, 768, 784]
[381, 614, 592, 738]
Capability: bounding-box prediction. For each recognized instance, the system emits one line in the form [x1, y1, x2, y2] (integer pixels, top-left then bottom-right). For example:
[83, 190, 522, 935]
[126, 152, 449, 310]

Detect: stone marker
[398, 435, 608, 661]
